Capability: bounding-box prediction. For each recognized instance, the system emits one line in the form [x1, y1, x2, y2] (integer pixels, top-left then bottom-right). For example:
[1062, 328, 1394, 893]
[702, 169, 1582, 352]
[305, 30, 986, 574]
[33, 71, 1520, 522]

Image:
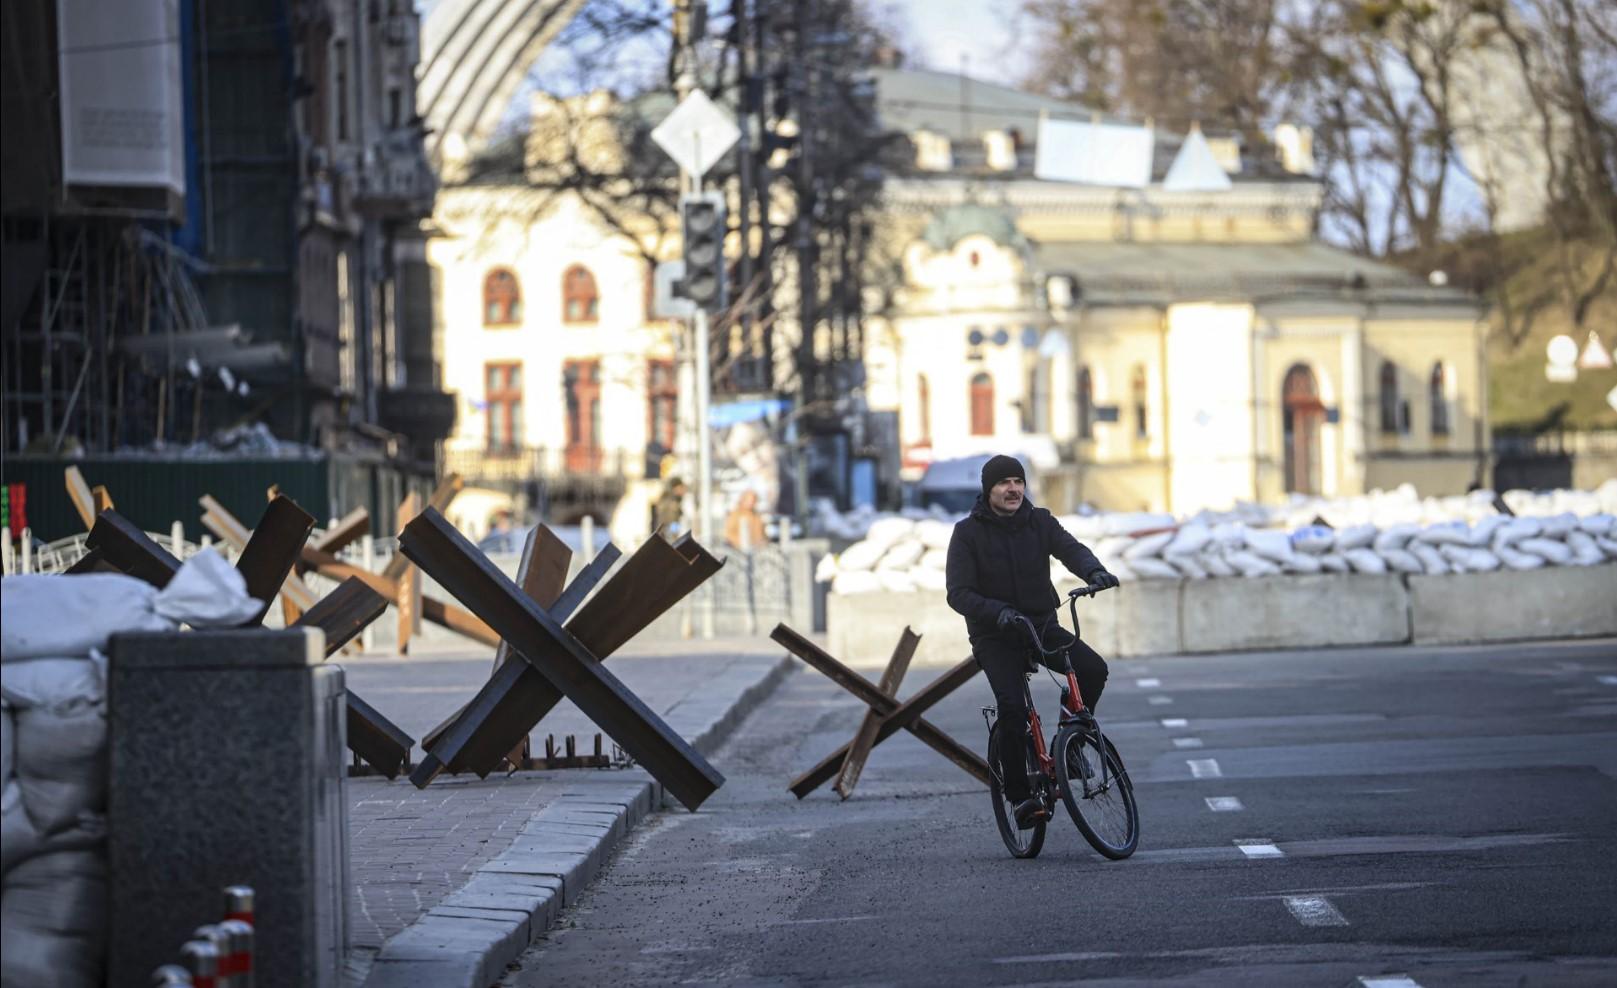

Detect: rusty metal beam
[771, 625, 991, 797]
[233, 496, 316, 625]
[294, 577, 389, 658]
[834, 626, 920, 799]
[86, 511, 181, 588]
[399, 509, 723, 810]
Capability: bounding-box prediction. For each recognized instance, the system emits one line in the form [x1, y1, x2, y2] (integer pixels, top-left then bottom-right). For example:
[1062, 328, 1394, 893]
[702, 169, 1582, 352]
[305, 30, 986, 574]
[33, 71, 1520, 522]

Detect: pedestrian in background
[724, 490, 767, 551]
[654, 476, 688, 540]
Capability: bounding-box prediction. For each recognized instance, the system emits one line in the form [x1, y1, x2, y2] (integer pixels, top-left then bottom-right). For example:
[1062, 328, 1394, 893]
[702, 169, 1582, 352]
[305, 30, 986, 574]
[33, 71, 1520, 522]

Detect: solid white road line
[1205, 796, 1245, 812]
[1148, 696, 1174, 706]
[1160, 717, 1188, 728]
[1235, 839, 1284, 858]
[1173, 737, 1204, 749]
[1358, 977, 1423, 988]
[1284, 895, 1348, 926]
[1187, 758, 1222, 778]
[1136, 677, 1162, 688]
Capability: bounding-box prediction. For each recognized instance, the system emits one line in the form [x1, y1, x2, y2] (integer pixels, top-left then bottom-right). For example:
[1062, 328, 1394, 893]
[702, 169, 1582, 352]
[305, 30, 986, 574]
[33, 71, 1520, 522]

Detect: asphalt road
[502, 637, 1617, 987]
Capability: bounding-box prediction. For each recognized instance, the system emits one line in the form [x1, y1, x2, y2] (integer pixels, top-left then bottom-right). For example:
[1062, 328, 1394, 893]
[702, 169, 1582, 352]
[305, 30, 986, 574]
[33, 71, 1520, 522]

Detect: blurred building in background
[1, 0, 452, 537]
[862, 68, 1491, 514]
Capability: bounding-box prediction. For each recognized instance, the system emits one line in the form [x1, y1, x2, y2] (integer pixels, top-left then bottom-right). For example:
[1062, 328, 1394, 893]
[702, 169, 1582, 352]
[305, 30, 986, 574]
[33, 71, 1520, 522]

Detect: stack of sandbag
[0, 549, 259, 988]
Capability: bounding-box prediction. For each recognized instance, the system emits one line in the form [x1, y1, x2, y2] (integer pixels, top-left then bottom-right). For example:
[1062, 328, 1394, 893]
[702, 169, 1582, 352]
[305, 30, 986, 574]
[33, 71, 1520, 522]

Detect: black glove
[996, 606, 1023, 630]
[1087, 569, 1120, 591]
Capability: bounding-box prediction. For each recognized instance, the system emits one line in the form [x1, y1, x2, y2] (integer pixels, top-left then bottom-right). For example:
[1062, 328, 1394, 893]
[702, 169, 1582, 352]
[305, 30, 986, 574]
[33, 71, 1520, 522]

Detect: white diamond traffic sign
[651, 90, 740, 180]
[1607, 384, 1617, 415]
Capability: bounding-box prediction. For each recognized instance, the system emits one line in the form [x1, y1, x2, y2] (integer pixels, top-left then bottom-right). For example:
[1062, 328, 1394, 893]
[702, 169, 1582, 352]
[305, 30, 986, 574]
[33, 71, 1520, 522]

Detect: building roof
[869, 67, 1095, 143]
[1034, 241, 1479, 308]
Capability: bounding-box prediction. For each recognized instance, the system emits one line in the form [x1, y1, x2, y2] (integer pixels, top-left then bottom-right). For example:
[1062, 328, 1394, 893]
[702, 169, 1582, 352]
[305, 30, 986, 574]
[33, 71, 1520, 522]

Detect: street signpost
[652, 91, 741, 639]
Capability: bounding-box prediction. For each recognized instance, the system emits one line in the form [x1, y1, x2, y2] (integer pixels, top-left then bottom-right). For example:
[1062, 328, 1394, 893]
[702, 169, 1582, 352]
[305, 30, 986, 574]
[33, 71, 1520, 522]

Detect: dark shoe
[1013, 797, 1047, 829]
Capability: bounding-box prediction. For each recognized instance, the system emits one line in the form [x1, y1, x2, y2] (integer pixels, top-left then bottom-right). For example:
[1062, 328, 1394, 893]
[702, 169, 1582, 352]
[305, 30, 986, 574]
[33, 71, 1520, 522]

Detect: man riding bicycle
[945, 455, 1119, 829]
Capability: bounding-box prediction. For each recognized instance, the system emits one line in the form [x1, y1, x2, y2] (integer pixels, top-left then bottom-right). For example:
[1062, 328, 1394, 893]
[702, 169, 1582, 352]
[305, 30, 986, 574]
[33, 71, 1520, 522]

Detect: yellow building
[864, 69, 1490, 514]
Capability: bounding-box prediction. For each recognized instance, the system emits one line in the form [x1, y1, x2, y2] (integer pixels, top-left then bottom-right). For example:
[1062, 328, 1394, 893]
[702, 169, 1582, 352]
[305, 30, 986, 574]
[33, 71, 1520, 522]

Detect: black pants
[974, 617, 1109, 802]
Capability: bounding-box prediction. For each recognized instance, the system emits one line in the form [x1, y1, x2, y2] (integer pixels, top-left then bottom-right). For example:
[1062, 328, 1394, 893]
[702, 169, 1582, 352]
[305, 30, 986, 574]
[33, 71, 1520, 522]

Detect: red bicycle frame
[1027, 668, 1087, 776]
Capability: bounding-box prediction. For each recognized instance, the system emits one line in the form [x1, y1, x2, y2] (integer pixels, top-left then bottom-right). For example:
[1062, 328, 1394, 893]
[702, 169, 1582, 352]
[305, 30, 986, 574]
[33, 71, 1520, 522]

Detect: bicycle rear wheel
[987, 722, 1045, 859]
[1054, 724, 1138, 859]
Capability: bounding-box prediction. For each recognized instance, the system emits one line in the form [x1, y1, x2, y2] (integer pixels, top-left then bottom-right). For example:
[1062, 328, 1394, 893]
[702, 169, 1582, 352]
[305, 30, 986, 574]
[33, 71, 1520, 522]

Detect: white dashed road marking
[1205, 796, 1244, 812]
[1173, 737, 1204, 749]
[1187, 758, 1222, 778]
[1284, 895, 1348, 926]
[1235, 839, 1284, 858]
[1136, 677, 1162, 688]
[1598, 675, 1617, 686]
[1160, 718, 1188, 728]
[1148, 696, 1174, 706]
[1359, 977, 1423, 988]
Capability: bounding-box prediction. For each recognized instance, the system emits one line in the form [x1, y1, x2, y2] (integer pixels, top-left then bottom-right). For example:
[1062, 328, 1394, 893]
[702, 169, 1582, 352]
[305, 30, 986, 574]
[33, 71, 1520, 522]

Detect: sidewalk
[338, 636, 797, 987]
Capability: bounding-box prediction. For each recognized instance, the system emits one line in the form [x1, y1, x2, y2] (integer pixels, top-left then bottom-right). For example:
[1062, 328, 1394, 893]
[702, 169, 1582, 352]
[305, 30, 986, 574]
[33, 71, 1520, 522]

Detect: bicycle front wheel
[1055, 724, 1138, 859]
[987, 722, 1045, 859]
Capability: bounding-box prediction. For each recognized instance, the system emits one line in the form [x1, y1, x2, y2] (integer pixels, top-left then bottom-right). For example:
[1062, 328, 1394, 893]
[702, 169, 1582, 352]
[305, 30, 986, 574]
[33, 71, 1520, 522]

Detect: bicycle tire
[1054, 724, 1139, 859]
[987, 722, 1045, 859]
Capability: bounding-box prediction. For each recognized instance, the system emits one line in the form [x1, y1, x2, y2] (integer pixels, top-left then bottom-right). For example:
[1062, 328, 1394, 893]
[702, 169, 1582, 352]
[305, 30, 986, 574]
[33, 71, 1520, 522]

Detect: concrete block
[1111, 579, 1183, 658]
[363, 956, 484, 988]
[1410, 564, 1617, 645]
[109, 628, 347, 988]
[827, 588, 967, 667]
[1179, 573, 1409, 653]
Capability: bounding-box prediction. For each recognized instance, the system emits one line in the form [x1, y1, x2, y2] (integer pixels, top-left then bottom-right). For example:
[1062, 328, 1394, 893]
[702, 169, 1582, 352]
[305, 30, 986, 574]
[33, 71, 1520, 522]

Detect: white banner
[1033, 117, 1154, 188]
[56, 0, 185, 193]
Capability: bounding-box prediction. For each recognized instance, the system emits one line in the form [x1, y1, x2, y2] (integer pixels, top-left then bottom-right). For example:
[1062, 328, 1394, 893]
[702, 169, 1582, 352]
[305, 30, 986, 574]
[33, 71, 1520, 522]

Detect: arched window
[1429, 362, 1450, 436]
[1131, 364, 1148, 440]
[969, 372, 994, 436]
[1283, 364, 1324, 495]
[562, 265, 599, 323]
[1378, 361, 1401, 434]
[1077, 366, 1095, 440]
[483, 269, 521, 326]
[917, 374, 932, 444]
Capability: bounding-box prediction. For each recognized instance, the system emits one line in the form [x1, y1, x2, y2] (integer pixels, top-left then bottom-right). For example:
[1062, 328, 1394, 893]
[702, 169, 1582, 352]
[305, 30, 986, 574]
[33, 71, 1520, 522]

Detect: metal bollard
[151, 963, 194, 986]
[218, 919, 255, 988]
[192, 925, 233, 987]
[223, 885, 255, 925]
[180, 939, 220, 988]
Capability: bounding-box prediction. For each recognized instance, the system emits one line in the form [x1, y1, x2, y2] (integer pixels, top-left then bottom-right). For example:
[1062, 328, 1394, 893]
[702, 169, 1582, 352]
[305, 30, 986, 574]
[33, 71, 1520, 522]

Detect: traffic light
[679, 192, 726, 311]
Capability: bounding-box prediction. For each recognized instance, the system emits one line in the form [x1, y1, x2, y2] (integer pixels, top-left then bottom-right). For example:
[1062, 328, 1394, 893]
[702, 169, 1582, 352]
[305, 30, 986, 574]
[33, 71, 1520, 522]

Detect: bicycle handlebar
[1011, 583, 1111, 656]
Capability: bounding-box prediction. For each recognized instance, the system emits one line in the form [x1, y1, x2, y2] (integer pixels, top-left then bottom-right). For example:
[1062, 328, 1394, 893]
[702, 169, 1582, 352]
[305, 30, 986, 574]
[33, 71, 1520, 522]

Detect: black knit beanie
[980, 454, 1026, 497]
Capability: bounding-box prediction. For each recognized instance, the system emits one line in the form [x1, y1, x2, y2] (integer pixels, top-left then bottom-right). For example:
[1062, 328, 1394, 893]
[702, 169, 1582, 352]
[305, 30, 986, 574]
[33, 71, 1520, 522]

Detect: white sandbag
[1468, 515, 1509, 546]
[1440, 544, 1501, 571]
[1597, 536, 1617, 559]
[910, 567, 948, 592]
[876, 539, 925, 571]
[1, 782, 103, 877]
[1335, 524, 1377, 550]
[1564, 531, 1605, 566]
[1167, 556, 1207, 579]
[1209, 523, 1248, 550]
[1122, 532, 1175, 560]
[1290, 525, 1334, 555]
[1416, 521, 1471, 547]
[1128, 557, 1181, 580]
[1163, 523, 1211, 557]
[831, 571, 883, 595]
[1200, 553, 1237, 578]
[0, 848, 107, 988]
[1496, 544, 1546, 570]
[1245, 529, 1295, 564]
[918, 548, 949, 570]
[1372, 524, 1420, 552]
[1344, 548, 1388, 574]
[1409, 543, 1450, 575]
[1282, 553, 1323, 574]
[813, 553, 840, 584]
[1379, 548, 1424, 574]
[1515, 537, 1573, 565]
[1101, 512, 1176, 536]
[836, 539, 885, 573]
[876, 570, 916, 593]
[915, 519, 954, 550]
[1226, 551, 1281, 578]
[1578, 513, 1615, 537]
[12, 702, 106, 837]
[1317, 552, 1351, 574]
[1, 656, 103, 712]
[1492, 518, 1543, 548]
[1, 703, 13, 786]
[1539, 513, 1579, 539]
[1, 548, 258, 661]
[862, 517, 916, 549]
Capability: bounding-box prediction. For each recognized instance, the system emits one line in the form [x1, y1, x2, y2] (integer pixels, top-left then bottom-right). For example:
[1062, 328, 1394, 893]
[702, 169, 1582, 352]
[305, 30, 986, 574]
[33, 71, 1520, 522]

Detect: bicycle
[980, 584, 1139, 860]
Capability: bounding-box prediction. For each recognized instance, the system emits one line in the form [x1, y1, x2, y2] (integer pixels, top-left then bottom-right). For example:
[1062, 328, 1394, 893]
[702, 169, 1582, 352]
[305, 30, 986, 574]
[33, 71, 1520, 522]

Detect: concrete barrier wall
[1409, 566, 1617, 645]
[826, 563, 1616, 664]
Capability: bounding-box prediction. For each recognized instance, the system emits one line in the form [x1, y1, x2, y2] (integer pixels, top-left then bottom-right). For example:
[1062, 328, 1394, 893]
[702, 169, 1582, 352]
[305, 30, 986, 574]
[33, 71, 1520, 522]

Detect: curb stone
[358, 653, 794, 987]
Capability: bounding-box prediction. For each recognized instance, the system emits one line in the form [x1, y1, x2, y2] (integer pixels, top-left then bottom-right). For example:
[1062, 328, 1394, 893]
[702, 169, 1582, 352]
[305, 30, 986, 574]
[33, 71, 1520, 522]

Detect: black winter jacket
[945, 494, 1104, 640]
